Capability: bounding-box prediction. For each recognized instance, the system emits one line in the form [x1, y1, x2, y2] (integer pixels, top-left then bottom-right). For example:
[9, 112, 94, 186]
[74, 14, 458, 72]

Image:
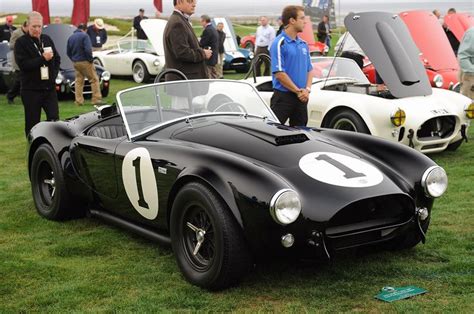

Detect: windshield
[118, 39, 155, 53]
[117, 80, 276, 140]
[311, 57, 370, 84]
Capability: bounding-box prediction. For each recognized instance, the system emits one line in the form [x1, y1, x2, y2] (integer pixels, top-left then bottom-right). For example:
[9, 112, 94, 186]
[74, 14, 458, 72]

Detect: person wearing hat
[0, 15, 17, 42]
[87, 18, 107, 51]
[67, 23, 103, 106]
[133, 8, 148, 40]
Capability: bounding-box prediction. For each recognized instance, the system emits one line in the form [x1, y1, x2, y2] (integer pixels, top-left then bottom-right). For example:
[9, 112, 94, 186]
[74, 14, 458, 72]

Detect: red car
[363, 11, 462, 91]
[240, 16, 328, 56]
[444, 12, 474, 42]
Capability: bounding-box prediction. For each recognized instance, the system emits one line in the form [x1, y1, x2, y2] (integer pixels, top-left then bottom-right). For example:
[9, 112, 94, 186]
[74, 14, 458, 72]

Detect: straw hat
[94, 18, 105, 29]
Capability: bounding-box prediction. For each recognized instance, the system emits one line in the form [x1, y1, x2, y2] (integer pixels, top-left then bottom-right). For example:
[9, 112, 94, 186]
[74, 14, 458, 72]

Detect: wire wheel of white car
[170, 182, 252, 290]
[328, 110, 370, 134]
[31, 144, 77, 220]
[132, 60, 150, 83]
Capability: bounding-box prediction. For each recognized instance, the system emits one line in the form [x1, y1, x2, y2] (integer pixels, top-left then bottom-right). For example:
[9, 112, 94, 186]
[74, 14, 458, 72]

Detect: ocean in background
[1, 0, 472, 24]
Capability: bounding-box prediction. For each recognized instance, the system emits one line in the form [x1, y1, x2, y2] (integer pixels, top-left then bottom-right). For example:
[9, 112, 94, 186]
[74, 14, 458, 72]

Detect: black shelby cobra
[28, 79, 448, 290]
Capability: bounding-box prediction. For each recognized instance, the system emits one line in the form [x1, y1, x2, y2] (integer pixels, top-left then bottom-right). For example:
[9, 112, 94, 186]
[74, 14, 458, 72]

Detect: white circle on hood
[299, 152, 383, 188]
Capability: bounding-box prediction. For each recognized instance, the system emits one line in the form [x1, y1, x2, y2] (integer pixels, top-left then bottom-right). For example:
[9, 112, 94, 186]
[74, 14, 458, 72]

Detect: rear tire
[170, 182, 252, 290]
[327, 110, 370, 134]
[30, 144, 83, 220]
[132, 60, 150, 83]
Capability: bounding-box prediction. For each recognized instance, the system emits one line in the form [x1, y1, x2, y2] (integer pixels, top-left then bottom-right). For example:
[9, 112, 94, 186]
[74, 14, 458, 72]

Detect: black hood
[170, 116, 411, 222]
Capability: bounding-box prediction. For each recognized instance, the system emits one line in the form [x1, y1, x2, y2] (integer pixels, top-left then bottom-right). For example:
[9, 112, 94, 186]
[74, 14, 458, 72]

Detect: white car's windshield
[117, 80, 276, 140]
[311, 57, 370, 84]
[118, 39, 155, 53]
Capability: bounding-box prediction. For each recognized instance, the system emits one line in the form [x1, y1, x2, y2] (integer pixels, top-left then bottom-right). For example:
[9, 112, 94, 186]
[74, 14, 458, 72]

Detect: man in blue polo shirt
[270, 5, 313, 126]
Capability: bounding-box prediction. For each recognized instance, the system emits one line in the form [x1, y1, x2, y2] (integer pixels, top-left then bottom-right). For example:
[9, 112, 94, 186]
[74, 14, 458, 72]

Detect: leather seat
[89, 125, 127, 139]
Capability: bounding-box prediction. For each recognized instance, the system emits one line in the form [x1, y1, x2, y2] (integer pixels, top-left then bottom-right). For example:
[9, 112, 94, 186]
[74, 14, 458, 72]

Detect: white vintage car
[93, 19, 167, 83]
[246, 12, 473, 154]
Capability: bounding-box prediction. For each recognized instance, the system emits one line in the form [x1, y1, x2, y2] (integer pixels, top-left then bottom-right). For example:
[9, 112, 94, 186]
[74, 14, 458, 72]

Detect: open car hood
[42, 24, 75, 70]
[400, 10, 459, 71]
[141, 18, 167, 56]
[345, 12, 432, 98]
[444, 13, 474, 41]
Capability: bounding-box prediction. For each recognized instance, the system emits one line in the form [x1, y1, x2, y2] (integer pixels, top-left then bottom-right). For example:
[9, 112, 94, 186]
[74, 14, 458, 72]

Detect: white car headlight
[55, 73, 64, 85]
[270, 189, 301, 225]
[101, 71, 111, 81]
[421, 166, 448, 198]
[153, 59, 160, 66]
[249, 52, 254, 59]
[433, 74, 443, 88]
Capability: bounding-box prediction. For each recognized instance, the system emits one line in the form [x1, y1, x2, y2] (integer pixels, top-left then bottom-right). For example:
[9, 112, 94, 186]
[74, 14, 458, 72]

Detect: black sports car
[0, 25, 111, 97]
[42, 24, 110, 98]
[28, 79, 448, 290]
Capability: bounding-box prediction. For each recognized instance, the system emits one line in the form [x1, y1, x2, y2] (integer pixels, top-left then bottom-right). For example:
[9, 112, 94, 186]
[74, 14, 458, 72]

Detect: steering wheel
[212, 102, 248, 114]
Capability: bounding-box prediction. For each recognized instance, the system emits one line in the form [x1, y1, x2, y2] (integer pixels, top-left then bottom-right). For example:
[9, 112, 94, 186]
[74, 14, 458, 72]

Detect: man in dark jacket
[0, 16, 16, 42]
[87, 18, 107, 51]
[133, 8, 148, 40]
[199, 15, 219, 78]
[15, 11, 60, 137]
[163, 0, 211, 81]
[67, 24, 102, 106]
[317, 15, 330, 44]
[216, 22, 226, 79]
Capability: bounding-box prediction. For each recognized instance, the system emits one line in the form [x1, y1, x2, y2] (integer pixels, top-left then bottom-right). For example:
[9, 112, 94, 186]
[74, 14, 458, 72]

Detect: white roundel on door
[122, 147, 159, 220]
[299, 152, 383, 188]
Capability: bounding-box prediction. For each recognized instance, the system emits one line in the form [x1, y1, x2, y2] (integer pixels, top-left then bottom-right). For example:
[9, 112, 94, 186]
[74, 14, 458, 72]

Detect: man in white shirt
[255, 16, 275, 76]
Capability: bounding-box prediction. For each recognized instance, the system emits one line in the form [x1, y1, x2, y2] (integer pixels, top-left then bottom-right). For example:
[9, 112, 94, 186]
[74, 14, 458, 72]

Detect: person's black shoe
[7, 98, 14, 104]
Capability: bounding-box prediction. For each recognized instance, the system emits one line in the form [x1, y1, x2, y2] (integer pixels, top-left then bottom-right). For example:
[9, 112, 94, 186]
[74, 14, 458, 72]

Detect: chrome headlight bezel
[55, 72, 64, 85]
[421, 166, 448, 198]
[153, 59, 160, 67]
[269, 189, 302, 225]
[433, 74, 443, 88]
[101, 70, 111, 81]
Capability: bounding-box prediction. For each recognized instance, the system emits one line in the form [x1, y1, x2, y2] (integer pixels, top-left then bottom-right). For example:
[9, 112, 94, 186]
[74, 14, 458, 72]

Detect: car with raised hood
[240, 17, 328, 56]
[212, 17, 253, 73]
[93, 19, 166, 83]
[28, 76, 448, 290]
[42, 24, 110, 98]
[248, 12, 473, 154]
[443, 12, 474, 44]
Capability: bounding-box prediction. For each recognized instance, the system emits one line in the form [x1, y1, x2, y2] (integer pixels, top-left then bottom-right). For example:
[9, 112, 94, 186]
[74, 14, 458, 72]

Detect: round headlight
[55, 73, 64, 85]
[390, 108, 406, 127]
[324, 46, 329, 53]
[249, 51, 254, 59]
[270, 189, 301, 225]
[153, 59, 160, 66]
[465, 103, 474, 119]
[101, 71, 111, 81]
[421, 166, 448, 198]
[433, 74, 443, 88]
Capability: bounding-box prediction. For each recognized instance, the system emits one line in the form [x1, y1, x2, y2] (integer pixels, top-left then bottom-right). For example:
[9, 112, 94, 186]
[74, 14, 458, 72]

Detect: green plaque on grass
[375, 286, 427, 302]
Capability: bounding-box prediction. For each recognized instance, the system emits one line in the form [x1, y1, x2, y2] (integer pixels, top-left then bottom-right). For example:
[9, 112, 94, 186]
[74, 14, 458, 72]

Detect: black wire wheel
[170, 182, 252, 290]
[30, 144, 80, 220]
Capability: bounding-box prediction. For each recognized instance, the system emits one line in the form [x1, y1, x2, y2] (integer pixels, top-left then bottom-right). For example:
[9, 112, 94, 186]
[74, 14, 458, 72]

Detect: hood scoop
[221, 121, 309, 146]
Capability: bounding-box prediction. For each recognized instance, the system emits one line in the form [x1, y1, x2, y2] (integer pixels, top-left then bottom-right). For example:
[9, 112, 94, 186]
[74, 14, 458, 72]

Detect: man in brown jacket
[163, 0, 211, 81]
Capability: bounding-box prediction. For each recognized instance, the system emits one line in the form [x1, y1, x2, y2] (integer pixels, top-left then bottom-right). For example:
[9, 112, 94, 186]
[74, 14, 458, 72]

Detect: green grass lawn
[0, 77, 473, 312]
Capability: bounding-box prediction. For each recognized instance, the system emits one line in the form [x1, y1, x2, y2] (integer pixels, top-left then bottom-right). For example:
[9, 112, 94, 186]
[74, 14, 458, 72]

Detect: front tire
[327, 110, 370, 134]
[170, 182, 252, 290]
[30, 144, 80, 220]
[93, 58, 103, 67]
[132, 60, 150, 83]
